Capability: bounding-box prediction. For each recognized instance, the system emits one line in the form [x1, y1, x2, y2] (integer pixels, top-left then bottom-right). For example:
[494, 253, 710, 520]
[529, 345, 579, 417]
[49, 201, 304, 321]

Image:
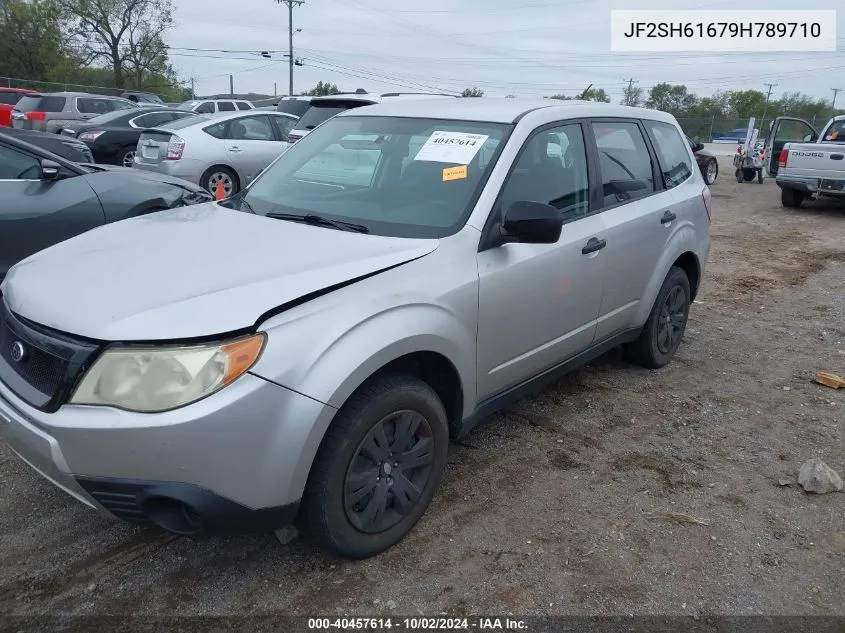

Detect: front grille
[0, 296, 102, 411]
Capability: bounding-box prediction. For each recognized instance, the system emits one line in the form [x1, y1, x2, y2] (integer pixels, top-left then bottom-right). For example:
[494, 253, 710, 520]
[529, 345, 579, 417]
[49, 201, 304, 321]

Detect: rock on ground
[798, 458, 844, 494]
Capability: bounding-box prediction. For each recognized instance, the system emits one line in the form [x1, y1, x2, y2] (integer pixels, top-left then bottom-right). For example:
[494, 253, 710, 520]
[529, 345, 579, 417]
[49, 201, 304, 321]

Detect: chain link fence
[1, 76, 127, 97]
[677, 116, 825, 143]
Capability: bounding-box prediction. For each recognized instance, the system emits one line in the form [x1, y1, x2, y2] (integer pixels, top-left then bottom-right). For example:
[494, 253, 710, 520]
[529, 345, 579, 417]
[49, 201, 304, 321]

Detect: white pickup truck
[764, 114, 845, 208]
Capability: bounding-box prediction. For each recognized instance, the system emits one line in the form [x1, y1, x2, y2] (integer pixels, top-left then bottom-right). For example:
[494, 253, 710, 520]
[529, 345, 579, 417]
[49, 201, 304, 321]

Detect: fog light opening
[143, 497, 203, 535]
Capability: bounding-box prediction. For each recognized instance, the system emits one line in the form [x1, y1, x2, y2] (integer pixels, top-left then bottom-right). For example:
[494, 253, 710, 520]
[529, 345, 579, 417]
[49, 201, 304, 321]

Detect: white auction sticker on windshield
[413, 131, 489, 164]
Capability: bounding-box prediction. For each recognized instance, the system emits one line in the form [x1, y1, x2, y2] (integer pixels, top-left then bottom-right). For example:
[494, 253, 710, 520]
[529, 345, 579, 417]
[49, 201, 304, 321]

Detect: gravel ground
[1, 158, 843, 618]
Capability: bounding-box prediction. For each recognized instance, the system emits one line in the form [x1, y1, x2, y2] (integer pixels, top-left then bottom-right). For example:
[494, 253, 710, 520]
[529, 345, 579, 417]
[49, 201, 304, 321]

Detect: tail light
[78, 130, 105, 142]
[778, 149, 788, 168]
[702, 186, 712, 222]
[25, 111, 46, 121]
[166, 135, 185, 160]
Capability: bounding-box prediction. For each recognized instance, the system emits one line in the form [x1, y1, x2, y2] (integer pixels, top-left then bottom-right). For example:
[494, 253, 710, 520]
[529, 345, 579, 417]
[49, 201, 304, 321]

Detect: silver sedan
[132, 110, 299, 195]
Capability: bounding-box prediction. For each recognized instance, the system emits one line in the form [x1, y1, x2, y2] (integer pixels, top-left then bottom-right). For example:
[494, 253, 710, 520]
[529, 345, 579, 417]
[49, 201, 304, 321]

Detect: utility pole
[190, 77, 195, 99]
[832, 88, 844, 116]
[761, 82, 777, 129]
[623, 77, 639, 106]
[276, 0, 304, 96]
[229, 75, 234, 97]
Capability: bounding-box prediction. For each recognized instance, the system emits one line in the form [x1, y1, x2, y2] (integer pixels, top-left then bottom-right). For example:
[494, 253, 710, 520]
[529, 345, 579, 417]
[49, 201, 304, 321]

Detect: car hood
[1, 204, 438, 341]
[81, 164, 212, 196]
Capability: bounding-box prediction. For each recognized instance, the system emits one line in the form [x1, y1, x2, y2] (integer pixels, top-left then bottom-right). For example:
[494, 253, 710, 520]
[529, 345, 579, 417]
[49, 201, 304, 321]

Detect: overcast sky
[169, 0, 844, 103]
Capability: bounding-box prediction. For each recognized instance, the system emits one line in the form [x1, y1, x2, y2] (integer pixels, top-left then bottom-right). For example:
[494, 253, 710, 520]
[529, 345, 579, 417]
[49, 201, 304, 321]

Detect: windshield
[821, 120, 845, 143]
[240, 115, 510, 238]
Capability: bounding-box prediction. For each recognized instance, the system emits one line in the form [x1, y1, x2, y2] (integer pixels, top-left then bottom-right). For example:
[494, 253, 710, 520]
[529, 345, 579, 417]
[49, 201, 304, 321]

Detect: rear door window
[270, 115, 297, 139]
[217, 101, 236, 112]
[14, 96, 66, 112]
[226, 115, 275, 140]
[644, 120, 693, 188]
[76, 98, 115, 115]
[590, 121, 655, 207]
[194, 102, 215, 114]
[235, 101, 253, 111]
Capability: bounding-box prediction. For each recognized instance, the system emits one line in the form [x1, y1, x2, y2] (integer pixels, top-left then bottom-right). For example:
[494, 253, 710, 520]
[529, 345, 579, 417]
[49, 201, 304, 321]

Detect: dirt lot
[1, 159, 843, 618]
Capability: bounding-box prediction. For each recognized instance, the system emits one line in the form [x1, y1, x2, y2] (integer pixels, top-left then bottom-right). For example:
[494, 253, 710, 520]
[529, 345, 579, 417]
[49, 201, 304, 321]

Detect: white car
[287, 92, 457, 143]
[177, 99, 255, 115]
[133, 110, 298, 195]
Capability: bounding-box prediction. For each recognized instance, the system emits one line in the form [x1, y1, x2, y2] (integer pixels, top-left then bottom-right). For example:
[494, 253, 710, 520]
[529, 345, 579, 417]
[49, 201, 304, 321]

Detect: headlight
[70, 333, 265, 412]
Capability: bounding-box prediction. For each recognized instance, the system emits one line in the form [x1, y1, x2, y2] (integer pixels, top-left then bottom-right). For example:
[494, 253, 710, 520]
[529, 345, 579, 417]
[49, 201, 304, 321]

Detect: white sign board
[414, 131, 489, 164]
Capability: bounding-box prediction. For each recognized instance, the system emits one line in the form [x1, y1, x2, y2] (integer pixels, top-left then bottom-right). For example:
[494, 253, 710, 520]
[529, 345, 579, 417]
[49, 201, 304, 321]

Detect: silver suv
[0, 99, 710, 559]
[11, 92, 138, 134]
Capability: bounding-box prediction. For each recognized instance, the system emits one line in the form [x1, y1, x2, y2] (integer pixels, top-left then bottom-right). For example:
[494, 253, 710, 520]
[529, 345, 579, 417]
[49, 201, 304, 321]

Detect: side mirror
[501, 200, 563, 244]
[40, 159, 61, 180]
[693, 142, 705, 153]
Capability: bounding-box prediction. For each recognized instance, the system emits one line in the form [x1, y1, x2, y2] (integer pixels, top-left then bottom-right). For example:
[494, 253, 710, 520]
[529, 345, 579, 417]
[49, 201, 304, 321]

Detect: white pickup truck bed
[764, 115, 845, 208]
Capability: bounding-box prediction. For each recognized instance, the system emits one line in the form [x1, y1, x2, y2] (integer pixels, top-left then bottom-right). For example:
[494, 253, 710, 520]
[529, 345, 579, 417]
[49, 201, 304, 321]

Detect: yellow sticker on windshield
[442, 165, 468, 181]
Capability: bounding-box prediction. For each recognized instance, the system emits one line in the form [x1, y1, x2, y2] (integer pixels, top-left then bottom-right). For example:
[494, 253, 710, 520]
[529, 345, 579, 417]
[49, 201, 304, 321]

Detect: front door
[0, 142, 104, 278]
[764, 117, 818, 177]
[224, 115, 290, 184]
[476, 121, 606, 400]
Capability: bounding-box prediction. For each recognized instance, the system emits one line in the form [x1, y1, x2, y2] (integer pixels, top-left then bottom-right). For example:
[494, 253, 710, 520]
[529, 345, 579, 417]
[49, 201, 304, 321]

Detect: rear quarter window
[644, 120, 693, 188]
[203, 121, 227, 139]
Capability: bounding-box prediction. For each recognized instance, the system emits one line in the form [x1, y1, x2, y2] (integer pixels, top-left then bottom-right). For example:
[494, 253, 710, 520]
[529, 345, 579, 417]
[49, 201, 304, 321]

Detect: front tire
[625, 266, 691, 369]
[781, 187, 804, 208]
[301, 374, 449, 559]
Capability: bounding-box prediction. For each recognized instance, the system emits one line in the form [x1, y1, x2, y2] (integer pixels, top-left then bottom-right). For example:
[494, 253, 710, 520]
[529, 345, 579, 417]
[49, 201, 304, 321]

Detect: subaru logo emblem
[10, 342, 26, 363]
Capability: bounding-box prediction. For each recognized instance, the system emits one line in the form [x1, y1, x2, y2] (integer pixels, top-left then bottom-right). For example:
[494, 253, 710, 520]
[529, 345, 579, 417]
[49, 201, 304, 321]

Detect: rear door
[223, 114, 287, 184]
[0, 141, 104, 278]
[588, 118, 677, 340]
[764, 117, 818, 176]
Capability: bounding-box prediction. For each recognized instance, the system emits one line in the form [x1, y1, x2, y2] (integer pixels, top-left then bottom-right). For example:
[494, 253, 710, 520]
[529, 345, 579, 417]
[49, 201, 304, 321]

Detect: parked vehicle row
[0, 98, 710, 559]
[62, 107, 199, 167]
[11, 92, 139, 134]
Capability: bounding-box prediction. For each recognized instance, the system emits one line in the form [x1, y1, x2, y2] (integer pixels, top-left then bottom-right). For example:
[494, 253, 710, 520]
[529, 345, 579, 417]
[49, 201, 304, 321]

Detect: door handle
[229, 146, 242, 152]
[660, 210, 677, 224]
[581, 237, 607, 255]
[830, 154, 843, 160]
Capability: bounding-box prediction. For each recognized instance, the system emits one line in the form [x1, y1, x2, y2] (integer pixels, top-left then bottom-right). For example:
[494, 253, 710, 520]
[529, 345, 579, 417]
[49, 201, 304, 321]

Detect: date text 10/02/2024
[307, 617, 528, 631]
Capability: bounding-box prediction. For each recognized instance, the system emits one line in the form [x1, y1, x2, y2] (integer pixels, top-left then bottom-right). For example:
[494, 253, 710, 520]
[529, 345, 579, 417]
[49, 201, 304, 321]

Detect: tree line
[0, 0, 188, 101]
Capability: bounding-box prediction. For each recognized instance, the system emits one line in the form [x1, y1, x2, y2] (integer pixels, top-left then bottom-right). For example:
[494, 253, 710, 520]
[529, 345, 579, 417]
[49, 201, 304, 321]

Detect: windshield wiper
[265, 212, 369, 233]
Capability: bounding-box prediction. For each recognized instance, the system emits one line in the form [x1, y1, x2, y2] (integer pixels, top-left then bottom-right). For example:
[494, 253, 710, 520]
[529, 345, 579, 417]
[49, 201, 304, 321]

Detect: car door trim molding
[458, 326, 641, 439]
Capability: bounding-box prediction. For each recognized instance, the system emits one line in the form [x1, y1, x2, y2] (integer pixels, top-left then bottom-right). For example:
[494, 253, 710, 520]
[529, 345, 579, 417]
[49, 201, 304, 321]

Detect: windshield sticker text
[442, 165, 468, 181]
[414, 131, 489, 164]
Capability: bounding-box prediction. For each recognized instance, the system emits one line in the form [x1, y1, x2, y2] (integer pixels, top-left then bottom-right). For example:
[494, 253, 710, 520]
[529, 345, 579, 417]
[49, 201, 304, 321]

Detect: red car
[0, 87, 36, 128]
[686, 135, 718, 185]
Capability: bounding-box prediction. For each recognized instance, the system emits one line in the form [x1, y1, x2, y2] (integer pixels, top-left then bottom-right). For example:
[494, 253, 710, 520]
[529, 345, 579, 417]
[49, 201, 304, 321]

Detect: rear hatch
[289, 98, 376, 142]
[11, 95, 67, 131]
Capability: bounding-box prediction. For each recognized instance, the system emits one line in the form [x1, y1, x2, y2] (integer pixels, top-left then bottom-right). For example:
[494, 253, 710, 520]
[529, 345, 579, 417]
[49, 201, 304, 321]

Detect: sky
[169, 0, 844, 103]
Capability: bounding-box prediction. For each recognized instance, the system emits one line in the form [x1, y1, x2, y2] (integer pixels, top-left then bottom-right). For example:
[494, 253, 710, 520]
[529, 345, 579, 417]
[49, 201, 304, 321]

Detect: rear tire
[117, 147, 136, 168]
[201, 166, 239, 196]
[300, 374, 449, 559]
[625, 266, 691, 369]
[781, 188, 804, 208]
